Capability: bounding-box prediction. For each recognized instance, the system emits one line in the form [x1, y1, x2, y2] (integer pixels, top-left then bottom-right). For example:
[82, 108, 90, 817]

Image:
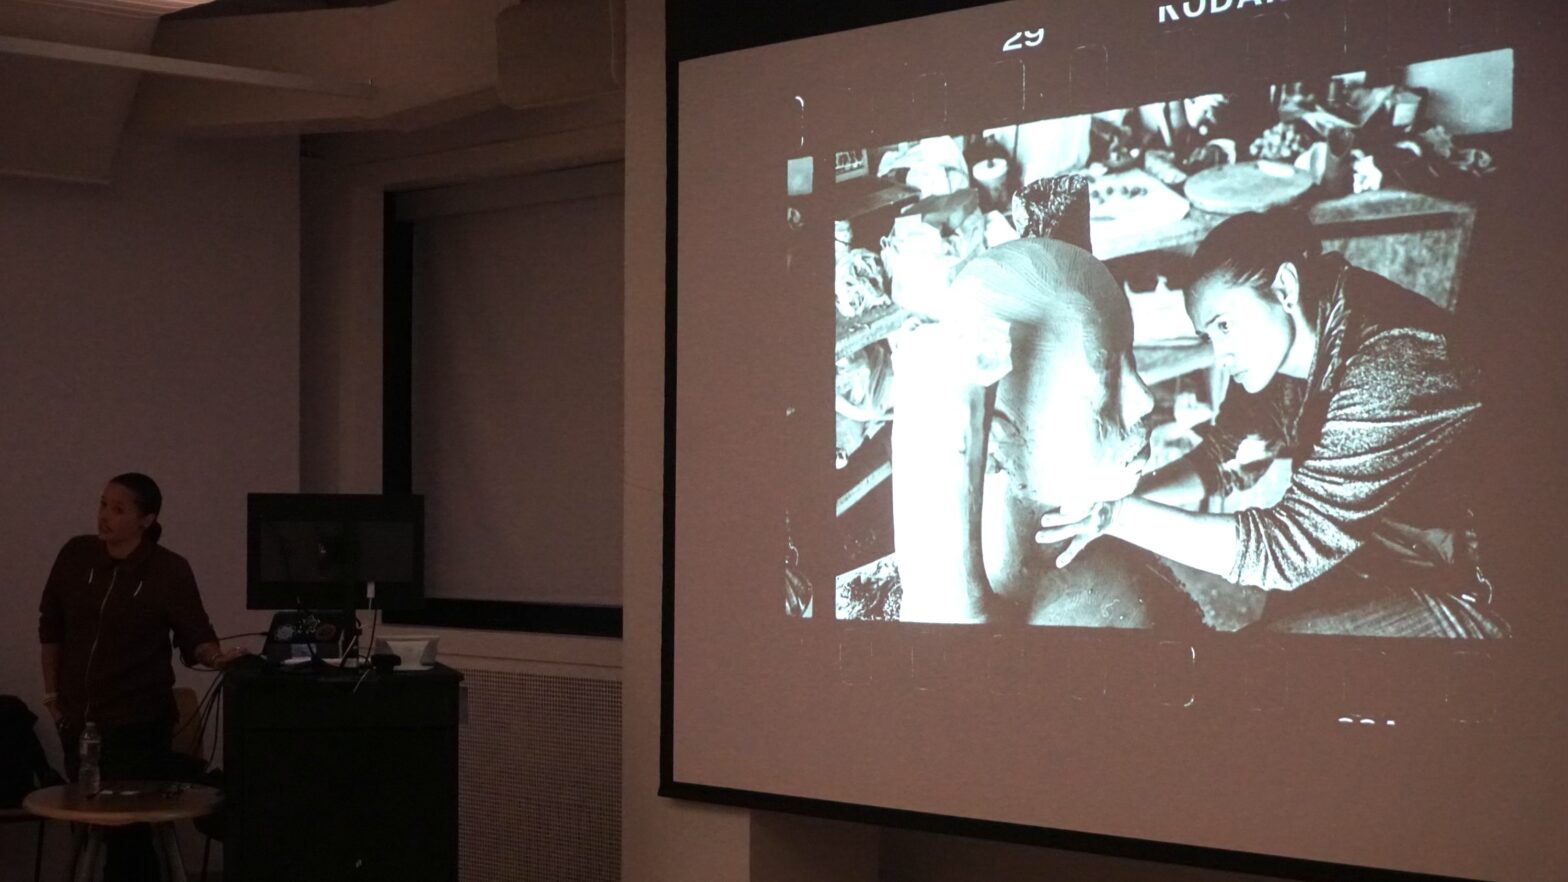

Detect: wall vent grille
[455, 668, 621, 882]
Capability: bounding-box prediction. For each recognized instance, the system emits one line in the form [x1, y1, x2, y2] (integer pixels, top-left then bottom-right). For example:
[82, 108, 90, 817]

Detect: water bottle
[78, 722, 102, 796]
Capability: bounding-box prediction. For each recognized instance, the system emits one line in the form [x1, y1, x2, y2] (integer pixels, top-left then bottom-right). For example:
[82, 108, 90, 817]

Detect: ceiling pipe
[0, 32, 376, 96]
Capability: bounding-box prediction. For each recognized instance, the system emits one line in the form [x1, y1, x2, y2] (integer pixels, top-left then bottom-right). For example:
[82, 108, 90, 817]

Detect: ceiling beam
[26, 0, 216, 16]
[0, 33, 375, 97]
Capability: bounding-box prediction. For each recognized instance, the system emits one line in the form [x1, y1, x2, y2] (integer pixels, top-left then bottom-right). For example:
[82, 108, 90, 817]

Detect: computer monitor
[247, 493, 424, 612]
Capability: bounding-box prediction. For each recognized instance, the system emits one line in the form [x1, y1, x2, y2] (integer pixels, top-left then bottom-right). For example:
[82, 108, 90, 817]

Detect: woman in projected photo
[1039, 210, 1508, 638]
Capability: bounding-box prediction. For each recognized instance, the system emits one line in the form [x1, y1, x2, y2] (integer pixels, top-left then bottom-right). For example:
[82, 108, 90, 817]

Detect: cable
[195, 674, 223, 763]
[170, 670, 226, 778]
[337, 615, 360, 668]
[365, 585, 380, 665]
[170, 673, 222, 745]
[205, 681, 222, 770]
[339, 582, 377, 668]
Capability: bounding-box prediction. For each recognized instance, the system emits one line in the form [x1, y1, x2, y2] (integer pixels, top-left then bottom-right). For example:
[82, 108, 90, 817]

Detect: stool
[23, 782, 221, 882]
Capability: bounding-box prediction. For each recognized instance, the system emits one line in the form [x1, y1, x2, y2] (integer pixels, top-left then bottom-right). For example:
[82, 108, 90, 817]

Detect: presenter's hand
[1036, 499, 1121, 569]
[208, 646, 252, 669]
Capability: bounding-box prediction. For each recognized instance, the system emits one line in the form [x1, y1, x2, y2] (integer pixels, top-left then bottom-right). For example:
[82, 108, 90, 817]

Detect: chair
[0, 694, 64, 882]
[171, 685, 222, 881]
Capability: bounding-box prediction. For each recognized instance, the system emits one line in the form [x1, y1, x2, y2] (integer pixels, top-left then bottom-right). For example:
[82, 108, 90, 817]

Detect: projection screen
[666, 1, 1568, 878]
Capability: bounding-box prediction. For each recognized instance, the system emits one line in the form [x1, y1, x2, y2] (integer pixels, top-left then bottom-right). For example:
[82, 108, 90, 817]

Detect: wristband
[42, 692, 58, 705]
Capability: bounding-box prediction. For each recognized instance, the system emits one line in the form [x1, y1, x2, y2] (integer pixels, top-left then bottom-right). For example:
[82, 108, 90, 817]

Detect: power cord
[216, 631, 269, 642]
[366, 583, 380, 664]
[338, 582, 377, 668]
[196, 672, 224, 765]
[170, 670, 224, 746]
[352, 587, 381, 693]
[204, 684, 222, 769]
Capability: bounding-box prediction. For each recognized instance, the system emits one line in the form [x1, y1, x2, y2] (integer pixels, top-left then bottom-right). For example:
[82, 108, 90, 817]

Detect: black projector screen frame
[664, 1, 1568, 879]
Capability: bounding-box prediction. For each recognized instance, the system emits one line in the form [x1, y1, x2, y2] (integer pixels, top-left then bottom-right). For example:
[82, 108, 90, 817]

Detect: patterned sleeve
[1187, 381, 1295, 498]
[1228, 328, 1481, 591]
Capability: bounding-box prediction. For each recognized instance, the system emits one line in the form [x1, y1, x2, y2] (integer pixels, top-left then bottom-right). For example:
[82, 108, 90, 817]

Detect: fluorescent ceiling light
[15, 0, 217, 17]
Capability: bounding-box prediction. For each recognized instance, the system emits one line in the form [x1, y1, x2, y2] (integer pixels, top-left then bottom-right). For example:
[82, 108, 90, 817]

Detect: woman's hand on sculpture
[1036, 499, 1122, 569]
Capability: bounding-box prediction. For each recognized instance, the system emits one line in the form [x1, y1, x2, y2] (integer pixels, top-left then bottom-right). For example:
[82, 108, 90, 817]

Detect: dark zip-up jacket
[38, 533, 218, 727]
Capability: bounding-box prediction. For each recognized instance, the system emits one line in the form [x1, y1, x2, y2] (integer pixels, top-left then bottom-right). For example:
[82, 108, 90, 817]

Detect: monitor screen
[247, 494, 424, 611]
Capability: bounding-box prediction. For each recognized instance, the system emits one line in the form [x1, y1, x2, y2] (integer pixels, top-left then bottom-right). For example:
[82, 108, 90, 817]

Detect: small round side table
[23, 782, 221, 882]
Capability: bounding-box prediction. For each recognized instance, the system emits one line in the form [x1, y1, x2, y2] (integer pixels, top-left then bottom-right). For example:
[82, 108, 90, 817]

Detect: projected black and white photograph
[677, 3, 1567, 877]
[816, 49, 1514, 638]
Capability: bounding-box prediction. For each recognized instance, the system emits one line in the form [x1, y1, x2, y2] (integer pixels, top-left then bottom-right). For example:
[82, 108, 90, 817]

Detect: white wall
[619, 0, 757, 875]
[619, 1, 885, 878]
[0, 133, 299, 878]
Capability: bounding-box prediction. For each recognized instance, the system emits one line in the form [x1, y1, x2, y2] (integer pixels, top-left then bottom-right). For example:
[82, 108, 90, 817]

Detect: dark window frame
[379, 191, 622, 638]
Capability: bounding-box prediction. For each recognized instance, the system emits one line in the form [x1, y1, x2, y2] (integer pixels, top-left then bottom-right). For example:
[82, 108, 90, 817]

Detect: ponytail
[1187, 209, 1323, 310]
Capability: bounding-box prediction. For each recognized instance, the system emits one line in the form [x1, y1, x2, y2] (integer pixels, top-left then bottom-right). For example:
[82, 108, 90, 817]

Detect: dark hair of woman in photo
[1038, 209, 1509, 638]
[37, 474, 245, 880]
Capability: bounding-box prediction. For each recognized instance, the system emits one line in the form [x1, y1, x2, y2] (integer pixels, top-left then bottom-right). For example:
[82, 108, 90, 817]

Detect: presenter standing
[38, 473, 244, 880]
